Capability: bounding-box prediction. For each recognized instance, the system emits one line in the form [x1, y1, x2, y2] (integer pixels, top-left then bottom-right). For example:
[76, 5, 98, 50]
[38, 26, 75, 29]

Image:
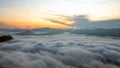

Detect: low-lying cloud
[0, 34, 120, 68]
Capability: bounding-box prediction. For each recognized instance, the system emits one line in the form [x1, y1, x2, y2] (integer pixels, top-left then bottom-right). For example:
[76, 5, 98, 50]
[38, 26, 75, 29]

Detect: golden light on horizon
[0, 14, 72, 29]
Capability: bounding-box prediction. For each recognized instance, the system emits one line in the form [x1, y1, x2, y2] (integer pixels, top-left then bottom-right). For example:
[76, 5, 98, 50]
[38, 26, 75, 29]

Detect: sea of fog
[0, 30, 120, 68]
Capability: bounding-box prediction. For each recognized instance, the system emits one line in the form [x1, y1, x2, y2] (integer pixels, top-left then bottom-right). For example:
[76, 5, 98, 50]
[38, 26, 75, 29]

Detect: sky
[0, 0, 120, 29]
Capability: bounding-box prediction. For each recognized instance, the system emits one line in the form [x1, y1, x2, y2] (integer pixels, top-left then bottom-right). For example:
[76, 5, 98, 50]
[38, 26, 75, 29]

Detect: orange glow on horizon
[0, 9, 119, 29]
[0, 12, 73, 29]
[0, 18, 72, 29]
[0, 14, 120, 29]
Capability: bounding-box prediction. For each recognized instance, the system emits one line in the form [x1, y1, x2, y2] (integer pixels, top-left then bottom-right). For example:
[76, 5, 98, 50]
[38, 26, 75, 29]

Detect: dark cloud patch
[73, 15, 120, 29]
[44, 18, 72, 26]
[51, 14, 73, 21]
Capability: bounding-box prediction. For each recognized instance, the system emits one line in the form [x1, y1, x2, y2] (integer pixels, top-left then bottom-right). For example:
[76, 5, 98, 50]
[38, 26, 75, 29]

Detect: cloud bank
[73, 15, 120, 29]
[0, 34, 120, 68]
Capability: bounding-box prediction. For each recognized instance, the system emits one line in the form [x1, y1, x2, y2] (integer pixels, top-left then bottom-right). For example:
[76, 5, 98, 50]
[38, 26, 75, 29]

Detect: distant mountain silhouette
[70, 28, 120, 37]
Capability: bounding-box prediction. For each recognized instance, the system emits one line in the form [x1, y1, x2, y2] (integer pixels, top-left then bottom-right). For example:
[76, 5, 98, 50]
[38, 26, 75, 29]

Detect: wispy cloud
[44, 18, 71, 26]
[65, 0, 108, 4]
[0, 22, 15, 28]
[43, 14, 74, 26]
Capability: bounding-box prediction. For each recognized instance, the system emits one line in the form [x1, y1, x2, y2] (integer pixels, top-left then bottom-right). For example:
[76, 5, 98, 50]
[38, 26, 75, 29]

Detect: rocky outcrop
[0, 35, 13, 42]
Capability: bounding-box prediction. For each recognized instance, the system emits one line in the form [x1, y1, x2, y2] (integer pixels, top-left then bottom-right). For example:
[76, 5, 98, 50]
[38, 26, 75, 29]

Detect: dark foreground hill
[0, 35, 13, 42]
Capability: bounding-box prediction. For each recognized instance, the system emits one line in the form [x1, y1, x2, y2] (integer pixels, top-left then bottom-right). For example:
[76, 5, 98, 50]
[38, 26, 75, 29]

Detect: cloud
[51, 14, 73, 21]
[0, 22, 15, 28]
[73, 15, 120, 28]
[65, 0, 108, 4]
[0, 34, 120, 68]
[44, 18, 72, 26]
[42, 14, 74, 27]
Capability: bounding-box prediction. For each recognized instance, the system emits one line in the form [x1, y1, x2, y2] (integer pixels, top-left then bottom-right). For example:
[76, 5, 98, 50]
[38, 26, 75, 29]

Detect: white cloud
[0, 33, 120, 68]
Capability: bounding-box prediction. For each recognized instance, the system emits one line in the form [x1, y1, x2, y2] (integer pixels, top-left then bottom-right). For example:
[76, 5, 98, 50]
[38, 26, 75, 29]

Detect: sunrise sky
[0, 0, 120, 29]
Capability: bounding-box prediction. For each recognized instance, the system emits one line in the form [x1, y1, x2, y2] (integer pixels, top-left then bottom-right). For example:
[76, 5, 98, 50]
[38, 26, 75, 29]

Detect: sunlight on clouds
[0, 8, 73, 29]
